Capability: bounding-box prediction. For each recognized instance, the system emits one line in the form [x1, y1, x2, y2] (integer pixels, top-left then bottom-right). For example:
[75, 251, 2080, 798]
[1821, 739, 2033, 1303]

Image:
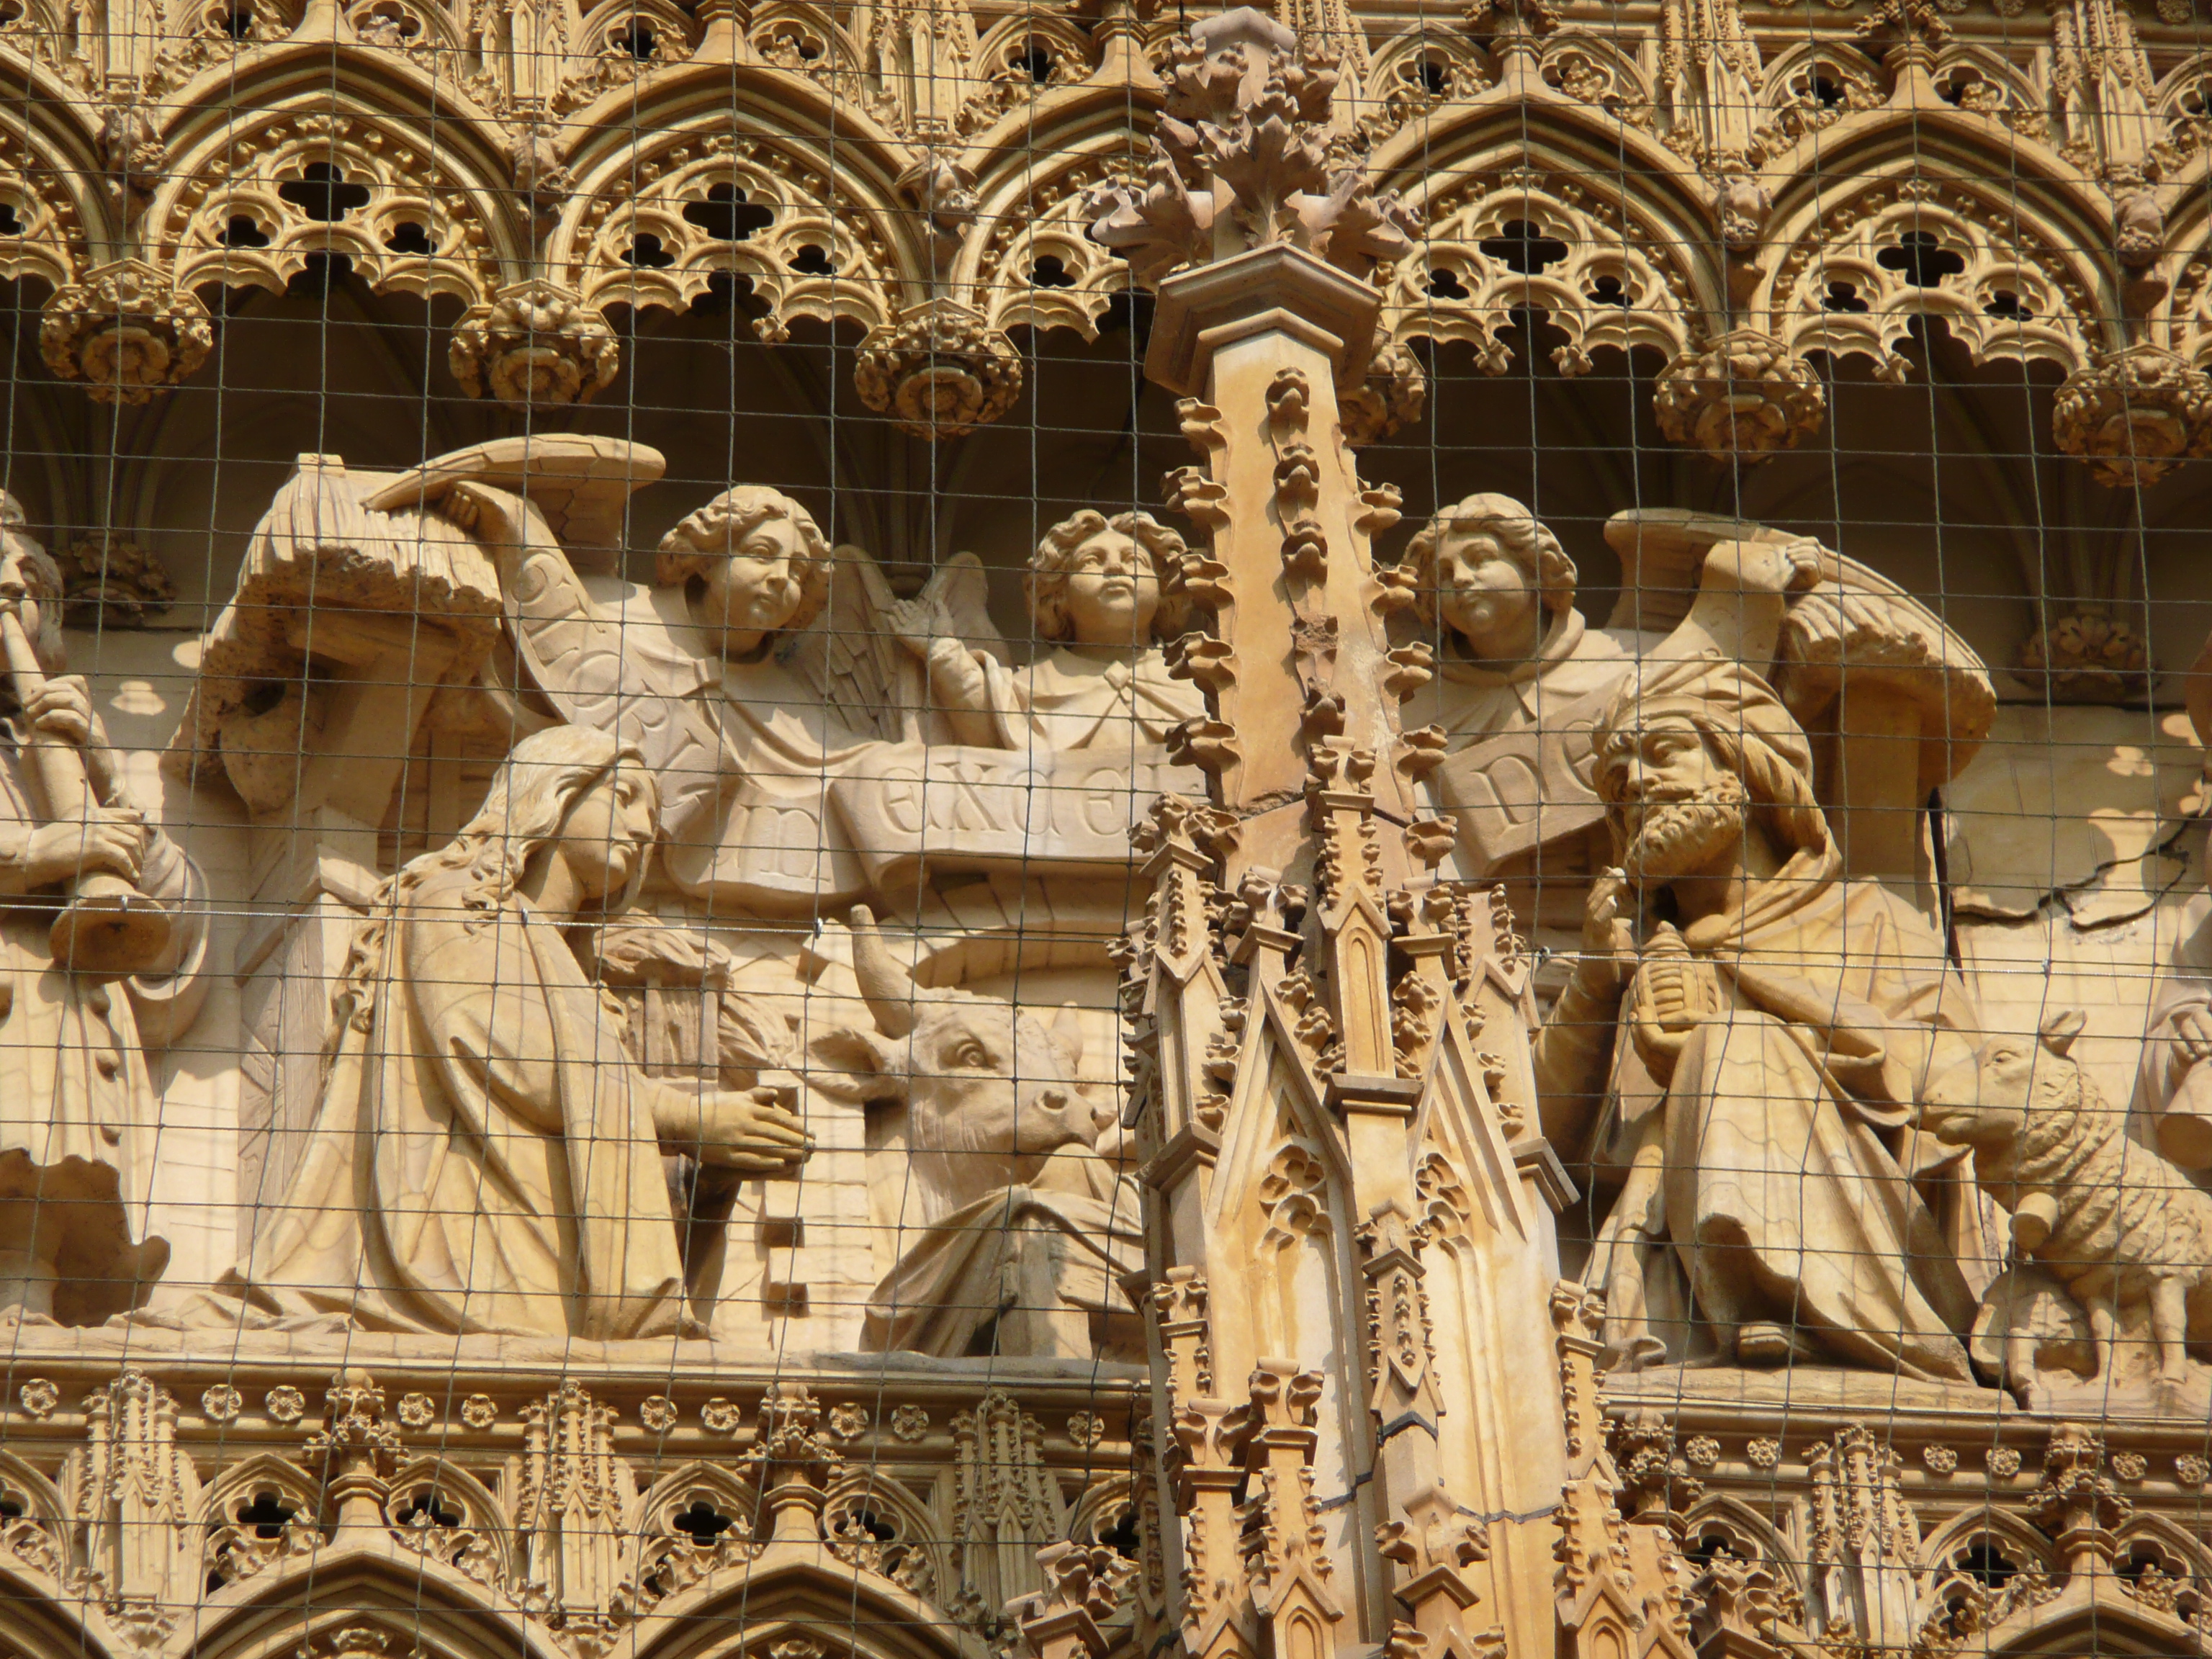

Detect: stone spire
[1092, 16, 1566, 1658]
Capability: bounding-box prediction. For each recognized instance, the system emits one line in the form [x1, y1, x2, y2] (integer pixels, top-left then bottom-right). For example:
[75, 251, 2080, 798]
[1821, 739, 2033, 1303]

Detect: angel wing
[487, 519, 731, 845]
[781, 547, 1009, 742]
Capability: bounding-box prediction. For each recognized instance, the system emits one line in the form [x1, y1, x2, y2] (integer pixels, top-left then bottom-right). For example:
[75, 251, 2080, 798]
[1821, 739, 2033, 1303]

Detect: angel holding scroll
[442, 478, 1004, 917]
[0, 494, 207, 1326]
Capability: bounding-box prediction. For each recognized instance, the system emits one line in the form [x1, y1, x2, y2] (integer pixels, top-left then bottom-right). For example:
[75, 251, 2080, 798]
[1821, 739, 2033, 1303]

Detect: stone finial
[40, 261, 214, 404]
[744, 1382, 842, 1543]
[1086, 7, 1417, 285]
[1653, 329, 1825, 459]
[2053, 343, 2212, 488]
[854, 300, 1022, 437]
[449, 279, 621, 405]
[1009, 1541, 1132, 1659]
[306, 1369, 404, 1530]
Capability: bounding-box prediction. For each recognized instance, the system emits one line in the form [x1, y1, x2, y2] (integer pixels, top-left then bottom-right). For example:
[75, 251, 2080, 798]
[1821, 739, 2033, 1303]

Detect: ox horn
[847, 906, 919, 1039]
[1051, 1002, 1086, 1069]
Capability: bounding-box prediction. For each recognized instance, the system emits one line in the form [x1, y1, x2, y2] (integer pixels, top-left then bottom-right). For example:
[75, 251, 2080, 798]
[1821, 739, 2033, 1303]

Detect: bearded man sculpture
[1535, 651, 1982, 1382]
[199, 723, 810, 1339]
[1401, 496, 1816, 963]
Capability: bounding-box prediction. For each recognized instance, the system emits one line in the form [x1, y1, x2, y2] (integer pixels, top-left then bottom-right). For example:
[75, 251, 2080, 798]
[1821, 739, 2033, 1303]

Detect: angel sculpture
[441, 477, 1002, 916]
[895, 508, 1205, 763]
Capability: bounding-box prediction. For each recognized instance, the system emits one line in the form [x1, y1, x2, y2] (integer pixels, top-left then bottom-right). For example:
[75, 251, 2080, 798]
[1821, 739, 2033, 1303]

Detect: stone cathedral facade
[0, 0, 2206, 1657]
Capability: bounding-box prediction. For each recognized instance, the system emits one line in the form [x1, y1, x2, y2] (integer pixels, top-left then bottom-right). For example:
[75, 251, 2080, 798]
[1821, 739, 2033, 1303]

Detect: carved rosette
[1341, 341, 1428, 447]
[853, 301, 1023, 439]
[449, 279, 621, 406]
[39, 260, 213, 403]
[2052, 344, 2212, 488]
[2018, 605, 2151, 701]
[1653, 329, 1825, 459]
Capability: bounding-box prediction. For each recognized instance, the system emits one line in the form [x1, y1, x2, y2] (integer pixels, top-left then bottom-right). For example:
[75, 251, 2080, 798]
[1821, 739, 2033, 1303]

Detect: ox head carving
[809, 908, 1097, 1209]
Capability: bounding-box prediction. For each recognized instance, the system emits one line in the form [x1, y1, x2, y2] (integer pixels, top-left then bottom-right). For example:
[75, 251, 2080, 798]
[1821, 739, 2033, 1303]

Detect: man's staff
[0, 605, 170, 975]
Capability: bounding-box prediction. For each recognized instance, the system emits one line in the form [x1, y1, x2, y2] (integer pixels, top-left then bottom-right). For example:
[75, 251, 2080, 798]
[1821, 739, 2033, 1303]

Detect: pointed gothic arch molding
[963, 125, 1141, 341]
[1915, 1502, 2059, 1583]
[1755, 145, 2116, 382]
[626, 1542, 994, 1659]
[147, 96, 516, 307]
[0, 65, 102, 292]
[1981, 1583, 2209, 1658]
[955, 23, 1127, 151]
[551, 110, 907, 336]
[1369, 90, 1709, 228]
[0, 1552, 111, 1659]
[1677, 1494, 1804, 1596]
[184, 1543, 565, 1659]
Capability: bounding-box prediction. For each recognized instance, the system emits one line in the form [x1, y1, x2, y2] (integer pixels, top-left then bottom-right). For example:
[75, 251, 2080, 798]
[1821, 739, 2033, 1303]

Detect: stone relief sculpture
[1928, 1008, 2212, 1406]
[176, 722, 809, 1339]
[808, 908, 1142, 1362]
[898, 508, 1204, 761]
[439, 474, 999, 915]
[1535, 649, 1983, 1381]
[1404, 502, 1995, 952]
[1400, 498, 1819, 953]
[0, 495, 207, 1326]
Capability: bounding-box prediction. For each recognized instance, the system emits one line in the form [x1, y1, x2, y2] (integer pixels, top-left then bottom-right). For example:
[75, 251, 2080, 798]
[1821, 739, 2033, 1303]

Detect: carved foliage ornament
[449, 279, 621, 406]
[854, 300, 1023, 437]
[40, 260, 214, 403]
[1086, 8, 1417, 286]
[2053, 343, 2212, 487]
[1653, 328, 1826, 459]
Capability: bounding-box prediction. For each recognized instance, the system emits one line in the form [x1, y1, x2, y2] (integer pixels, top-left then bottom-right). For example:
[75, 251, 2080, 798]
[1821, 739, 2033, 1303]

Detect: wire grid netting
[0, 3, 2205, 1658]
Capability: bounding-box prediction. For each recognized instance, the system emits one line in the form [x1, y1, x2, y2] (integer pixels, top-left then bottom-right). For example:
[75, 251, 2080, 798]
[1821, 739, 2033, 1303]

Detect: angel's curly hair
[1398, 493, 1577, 629]
[1025, 510, 1190, 644]
[655, 485, 835, 637]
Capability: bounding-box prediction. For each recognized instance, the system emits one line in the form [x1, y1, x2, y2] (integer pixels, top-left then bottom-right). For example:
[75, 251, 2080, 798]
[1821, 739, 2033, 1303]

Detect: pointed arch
[549, 91, 910, 334]
[1678, 1495, 1804, 1596]
[963, 117, 1142, 341]
[0, 53, 103, 290]
[1372, 96, 1718, 367]
[184, 1541, 560, 1659]
[144, 60, 519, 315]
[384, 1455, 521, 1589]
[1982, 1582, 2208, 1658]
[627, 1541, 993, 1659]
[1915, 1503, 2058, 1582]
[823, 1465, 945, 1602]
[1754, 122, 2117, 372]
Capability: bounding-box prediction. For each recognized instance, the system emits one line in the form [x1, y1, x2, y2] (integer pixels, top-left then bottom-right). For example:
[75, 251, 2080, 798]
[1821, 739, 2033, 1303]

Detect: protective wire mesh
[0, 4, 2205, 1659]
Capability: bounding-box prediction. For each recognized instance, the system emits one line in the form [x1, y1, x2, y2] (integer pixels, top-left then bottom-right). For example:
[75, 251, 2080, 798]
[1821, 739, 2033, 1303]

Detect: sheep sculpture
[1921, 1008, 2212, 1390]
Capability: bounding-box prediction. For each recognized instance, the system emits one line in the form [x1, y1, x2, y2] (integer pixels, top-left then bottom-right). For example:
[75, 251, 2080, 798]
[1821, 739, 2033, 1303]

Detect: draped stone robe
[0, 719, 207, 1323]
[219, 867, 689, 1340]
[1576, 845, 1982, 1380]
